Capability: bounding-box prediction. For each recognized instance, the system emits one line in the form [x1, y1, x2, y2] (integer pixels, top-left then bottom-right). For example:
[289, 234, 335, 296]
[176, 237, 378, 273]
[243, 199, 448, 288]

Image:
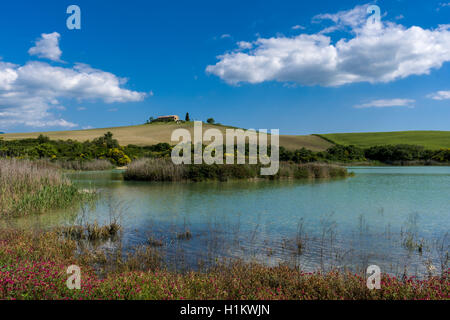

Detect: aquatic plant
[177, 231, 193, 241]
[57, 221, 121, 241]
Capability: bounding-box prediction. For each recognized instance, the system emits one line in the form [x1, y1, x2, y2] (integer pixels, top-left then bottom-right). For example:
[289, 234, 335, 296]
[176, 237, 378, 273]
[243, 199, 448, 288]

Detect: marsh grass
[176, 231, 193, 240]
[57, 221, 121, 241]
[0, 159, 92, 217]
[124, 158, 349, 182]
[53, 159, 114, 171]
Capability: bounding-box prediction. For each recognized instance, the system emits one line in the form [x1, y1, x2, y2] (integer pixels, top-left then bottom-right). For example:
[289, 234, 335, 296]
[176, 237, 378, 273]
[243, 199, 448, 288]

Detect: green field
[318, 131, 450, 150]
[0, 122, 333, 151]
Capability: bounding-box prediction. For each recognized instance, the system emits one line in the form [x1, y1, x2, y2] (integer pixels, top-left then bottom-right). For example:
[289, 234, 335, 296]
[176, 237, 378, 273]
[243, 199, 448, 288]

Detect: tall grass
[53, 159, 114, 171]
[30, 159, 114, 171]
[124, 158, 348, 182]
[0, 159, 88, 217]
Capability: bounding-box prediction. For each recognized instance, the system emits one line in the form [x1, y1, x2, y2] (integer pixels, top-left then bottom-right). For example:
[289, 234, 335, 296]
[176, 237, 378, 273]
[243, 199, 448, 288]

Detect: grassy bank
[318, 131, 450, 150]
[0, 159, 91, 217]
[123, 159, 349, 182]
[0, 227, 447, 300]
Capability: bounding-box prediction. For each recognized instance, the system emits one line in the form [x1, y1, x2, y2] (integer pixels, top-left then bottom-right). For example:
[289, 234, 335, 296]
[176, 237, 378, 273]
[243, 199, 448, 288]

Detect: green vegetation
[280, 144, 450, 165]
[318, 131, 450, 150]
[2, 132, 449, 170]
[364, 145, 450, 163]
[124, 158, 348, 182]
[0, 132, 131, 166]
[51, 159, 114, 171]
[0, 159, 92, 217]
[57, 222, 121, 241]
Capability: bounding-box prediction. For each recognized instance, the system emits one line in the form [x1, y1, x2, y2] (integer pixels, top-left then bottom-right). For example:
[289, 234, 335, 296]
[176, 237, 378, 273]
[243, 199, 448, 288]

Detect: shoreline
[0, 227, 448, 300]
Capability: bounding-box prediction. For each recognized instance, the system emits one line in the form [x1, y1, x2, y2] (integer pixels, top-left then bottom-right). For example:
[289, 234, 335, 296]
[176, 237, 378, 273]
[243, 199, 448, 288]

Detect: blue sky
[0, 0, 449, 134]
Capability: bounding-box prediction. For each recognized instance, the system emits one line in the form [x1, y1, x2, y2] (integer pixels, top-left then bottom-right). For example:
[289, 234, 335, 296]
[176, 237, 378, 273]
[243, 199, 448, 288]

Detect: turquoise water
[14, 166, 450, 276]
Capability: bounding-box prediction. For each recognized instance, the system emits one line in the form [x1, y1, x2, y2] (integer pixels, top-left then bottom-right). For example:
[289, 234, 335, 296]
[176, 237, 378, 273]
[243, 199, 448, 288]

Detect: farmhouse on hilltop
[155, 115, 180, 122]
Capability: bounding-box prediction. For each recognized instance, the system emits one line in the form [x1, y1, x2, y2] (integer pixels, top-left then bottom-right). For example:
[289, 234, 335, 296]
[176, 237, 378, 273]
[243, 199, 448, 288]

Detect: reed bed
[277, 162, 349, 179]
[21, 159, 114, 171]
[57, 221, 121, 241]
[53, 159, 114, 171]
[0, 159, 87, 217]
[124, 158, 349, 182]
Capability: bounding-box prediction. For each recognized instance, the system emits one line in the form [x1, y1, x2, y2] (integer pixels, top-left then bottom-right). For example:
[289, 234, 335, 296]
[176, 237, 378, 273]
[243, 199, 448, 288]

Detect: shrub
[107, 148, 131, 166]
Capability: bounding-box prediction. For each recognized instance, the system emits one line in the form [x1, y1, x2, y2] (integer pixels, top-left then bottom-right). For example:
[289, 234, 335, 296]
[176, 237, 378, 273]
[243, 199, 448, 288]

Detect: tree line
[1, 133, 449, 165]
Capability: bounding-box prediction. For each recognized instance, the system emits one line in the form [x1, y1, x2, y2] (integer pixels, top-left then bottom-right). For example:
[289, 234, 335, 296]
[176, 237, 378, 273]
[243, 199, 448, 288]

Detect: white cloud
[427, 90, 450, 100]
[0, 35, 147, 129]
[436, 3, 450, 12]
[312, 4, 370, 33]
[292, 25, 306, 30]
[206, 4, 450, 87]
[220, 34, 232, 39]
[354, 99, 415, 109]
[237, 41, 253, 50]
[28, 32, 63, 62]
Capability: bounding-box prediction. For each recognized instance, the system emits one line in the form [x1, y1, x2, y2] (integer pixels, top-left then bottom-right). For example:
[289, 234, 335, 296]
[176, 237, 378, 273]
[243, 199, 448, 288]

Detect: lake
[10, 166, 450, 277]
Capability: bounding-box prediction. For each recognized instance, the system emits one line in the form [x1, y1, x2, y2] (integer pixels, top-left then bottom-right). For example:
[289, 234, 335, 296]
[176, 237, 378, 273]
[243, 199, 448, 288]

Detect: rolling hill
[318, 131, 450, 150]
[0, 122, 333, 151]
[3, 125, 448, 151]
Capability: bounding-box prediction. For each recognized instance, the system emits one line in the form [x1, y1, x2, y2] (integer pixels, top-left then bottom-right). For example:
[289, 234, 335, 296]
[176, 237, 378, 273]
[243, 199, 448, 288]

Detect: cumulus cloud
[206, 4, 450, 87]
[354, 99, 415, 109]
[312, 4, 370, 33]
[28, 32, 63, 62]
[237, 41, 253, 50]
[427, 90, 450, 100]
[0, 35, 147, 129]
[292, 25, 306, 30]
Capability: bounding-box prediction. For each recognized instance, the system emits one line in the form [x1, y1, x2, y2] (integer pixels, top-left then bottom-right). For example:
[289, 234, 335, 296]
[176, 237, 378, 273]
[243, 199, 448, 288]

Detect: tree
[93, 132, 119, 149]
[185, 112, 190, 122]
[207, 118, 215, 124]
[37, 134, 50, 144]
